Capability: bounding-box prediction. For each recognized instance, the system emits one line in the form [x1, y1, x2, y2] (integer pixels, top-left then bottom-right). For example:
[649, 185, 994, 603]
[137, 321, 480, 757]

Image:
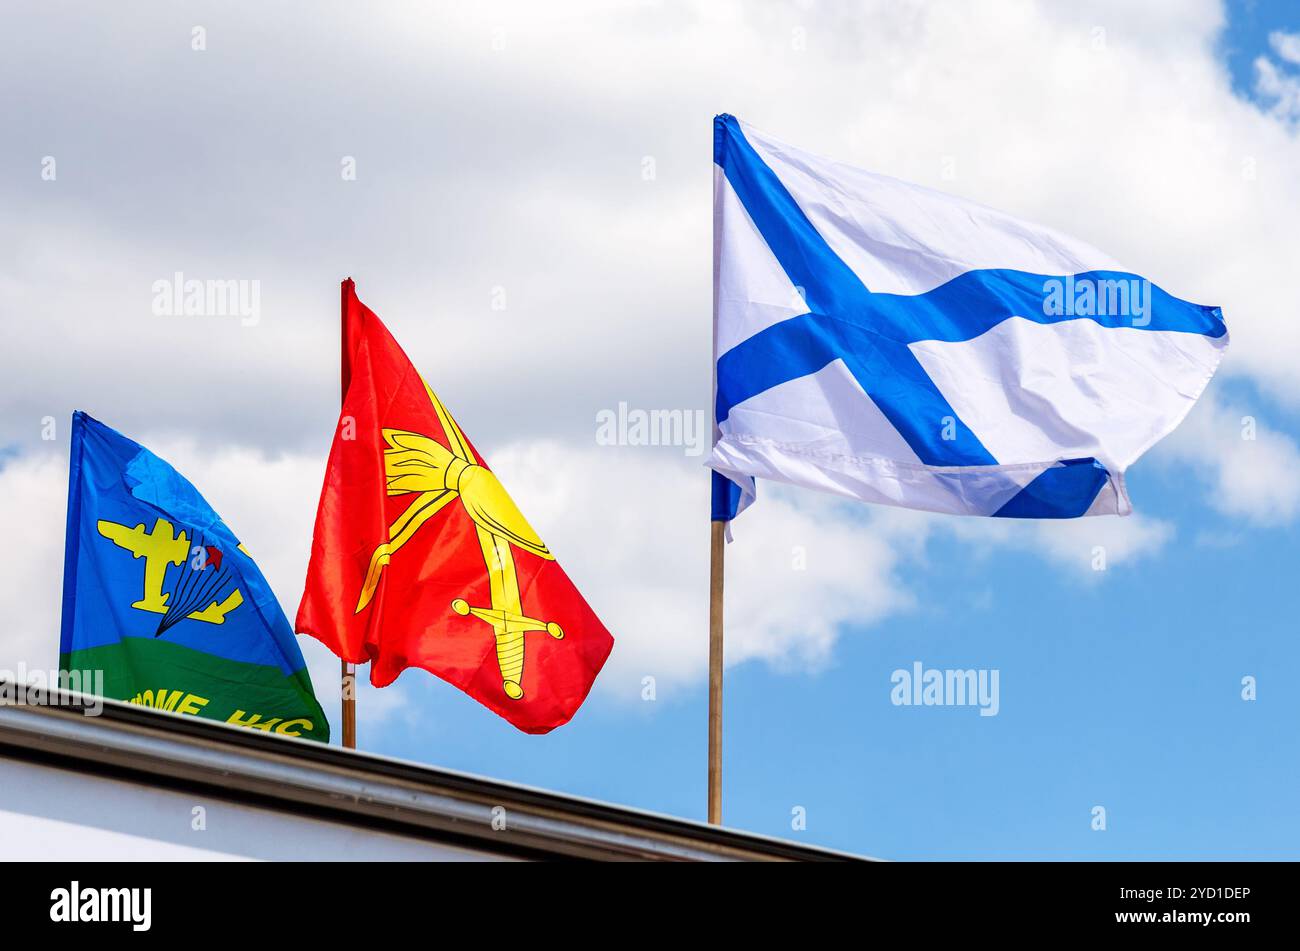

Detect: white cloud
[869, 503, 1175, 580]
[1155, 393, 1300, 524]
[1024, 514, 1174, 574]
[1255, 55, 1300, 121]
[1270, 30, 1300, 66]
[0, 451, 68, 676]
[490, 442, 913, 700]
[1253, 31, 1300, 122]
[4, 0, 1300, 446]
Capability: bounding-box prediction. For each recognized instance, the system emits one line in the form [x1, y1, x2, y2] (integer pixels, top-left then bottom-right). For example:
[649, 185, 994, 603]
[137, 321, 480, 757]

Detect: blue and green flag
[59, 411, 329, 741]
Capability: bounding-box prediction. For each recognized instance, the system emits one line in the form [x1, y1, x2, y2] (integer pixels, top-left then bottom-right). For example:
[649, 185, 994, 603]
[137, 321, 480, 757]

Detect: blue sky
[4, 1, 1300, 860]
[1222, 0, 1296, 94]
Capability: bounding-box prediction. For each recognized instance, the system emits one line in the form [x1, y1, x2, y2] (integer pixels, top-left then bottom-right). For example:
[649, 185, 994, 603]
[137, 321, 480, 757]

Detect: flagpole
[340, 278, 358, 750]
[707, 119, 725, 823]
[708, 519, 725, 824]
[341, 660, 356, 748]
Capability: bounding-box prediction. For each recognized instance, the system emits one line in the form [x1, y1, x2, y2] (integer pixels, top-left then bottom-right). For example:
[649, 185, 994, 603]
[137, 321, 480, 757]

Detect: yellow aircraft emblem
[356, 380, 564, 700]
[97, 518, 244, 627]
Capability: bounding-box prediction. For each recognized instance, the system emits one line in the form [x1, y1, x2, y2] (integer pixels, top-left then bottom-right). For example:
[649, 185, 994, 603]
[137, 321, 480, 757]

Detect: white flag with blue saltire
[709, 115, 1228, 523]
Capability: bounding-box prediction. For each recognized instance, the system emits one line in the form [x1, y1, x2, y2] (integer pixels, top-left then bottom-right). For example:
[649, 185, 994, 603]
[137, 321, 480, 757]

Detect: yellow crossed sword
[355, 380, 563, 700]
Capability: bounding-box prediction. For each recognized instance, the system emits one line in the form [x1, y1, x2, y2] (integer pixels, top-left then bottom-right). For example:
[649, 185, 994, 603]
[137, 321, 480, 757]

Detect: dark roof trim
[0, 685, 867, 862]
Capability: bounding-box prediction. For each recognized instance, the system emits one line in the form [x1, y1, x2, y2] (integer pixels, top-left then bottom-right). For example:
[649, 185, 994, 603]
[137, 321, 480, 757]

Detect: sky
[3, 0, 1300, 859]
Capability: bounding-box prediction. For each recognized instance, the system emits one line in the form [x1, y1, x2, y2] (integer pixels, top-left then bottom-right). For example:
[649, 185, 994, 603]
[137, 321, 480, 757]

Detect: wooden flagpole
[707, 125, 726, 822]
[340, 278, 358, 750]
[707, 519, 725, 824]
[341, 660, 356, 749]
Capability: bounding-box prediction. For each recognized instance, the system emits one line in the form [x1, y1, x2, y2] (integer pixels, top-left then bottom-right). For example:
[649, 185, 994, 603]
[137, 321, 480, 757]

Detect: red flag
[296, 280, 613, 733]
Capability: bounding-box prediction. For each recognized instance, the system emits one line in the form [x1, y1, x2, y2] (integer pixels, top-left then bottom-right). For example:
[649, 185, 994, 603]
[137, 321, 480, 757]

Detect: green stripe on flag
[61, 638, 330, 742]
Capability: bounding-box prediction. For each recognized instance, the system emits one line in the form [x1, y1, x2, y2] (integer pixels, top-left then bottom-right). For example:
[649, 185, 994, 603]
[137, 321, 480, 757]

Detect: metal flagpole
[341, 278, 358, 750]
[707, 519, 725, 824]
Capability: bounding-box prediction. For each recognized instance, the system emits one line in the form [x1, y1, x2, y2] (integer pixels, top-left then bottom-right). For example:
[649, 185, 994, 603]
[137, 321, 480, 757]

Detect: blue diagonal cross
[711, 115, 1224, 520]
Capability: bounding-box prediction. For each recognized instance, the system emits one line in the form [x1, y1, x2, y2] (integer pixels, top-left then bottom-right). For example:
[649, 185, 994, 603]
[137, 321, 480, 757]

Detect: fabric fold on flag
[709, 114, 1227, 523]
